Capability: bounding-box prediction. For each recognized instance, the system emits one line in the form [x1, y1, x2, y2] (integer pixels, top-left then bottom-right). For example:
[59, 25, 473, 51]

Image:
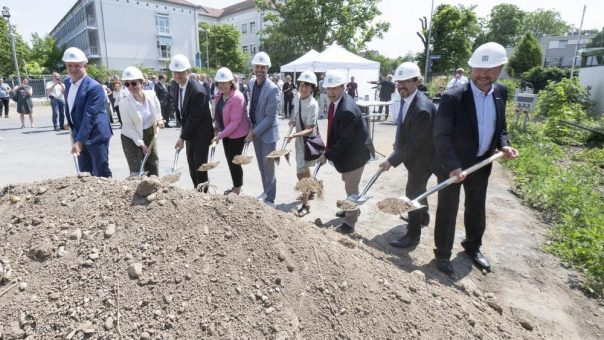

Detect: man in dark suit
[319, 70, 372, 234]
[154, 74, 171, 127]
[379, 62, 435, 248]
[170, 54, 214, 189]
[62, 47, 113, 177]
[377, 74, 395, 119]
[246, 52, 280, 207]
[432, 42, 519, 275]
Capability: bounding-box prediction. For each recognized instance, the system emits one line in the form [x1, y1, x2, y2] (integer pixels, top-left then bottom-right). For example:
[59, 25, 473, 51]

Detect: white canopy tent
[280, 44, 381, 100]
[280, 49, 319, 72]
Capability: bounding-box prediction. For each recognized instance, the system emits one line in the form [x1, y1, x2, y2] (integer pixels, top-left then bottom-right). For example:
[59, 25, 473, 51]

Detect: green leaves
[507, 33, 543, 77]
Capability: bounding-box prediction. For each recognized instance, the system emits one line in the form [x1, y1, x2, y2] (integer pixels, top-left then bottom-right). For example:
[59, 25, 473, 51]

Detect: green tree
[255, 0, 390, 70]
[421, 4, 480, 75]
[199, 22, 248, 72]
[507, 32, 543, 77]
[522, 9, 570, 38]
[483, 4, 526, 47]
[586, 28, 604, 48]
[29, 33, 65, 73]
[520, 66, 570, 93]
[0, 18, 31, 79]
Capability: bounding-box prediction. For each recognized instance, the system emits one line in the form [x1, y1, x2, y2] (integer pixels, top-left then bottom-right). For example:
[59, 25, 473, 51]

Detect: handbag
[297, 99, 325, 161]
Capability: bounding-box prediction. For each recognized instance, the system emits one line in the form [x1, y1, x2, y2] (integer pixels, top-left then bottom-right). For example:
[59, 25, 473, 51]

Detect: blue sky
[3, 0, 602, 58]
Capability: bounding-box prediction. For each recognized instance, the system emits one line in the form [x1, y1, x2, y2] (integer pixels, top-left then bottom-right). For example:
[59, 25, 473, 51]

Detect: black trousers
[404, 164, 432, 238]
[433, 164, 492, 260]
[378, 98, 390, 115]
[283, 95, 293, 117]
[160, 103, 171, 124]
[186, 139, 210, 188]
[1, 98, 9, 116]
[223, 136, 246, 188]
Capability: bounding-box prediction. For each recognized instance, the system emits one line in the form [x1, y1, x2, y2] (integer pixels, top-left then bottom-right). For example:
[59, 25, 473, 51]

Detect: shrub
[520, 66, 570, 93]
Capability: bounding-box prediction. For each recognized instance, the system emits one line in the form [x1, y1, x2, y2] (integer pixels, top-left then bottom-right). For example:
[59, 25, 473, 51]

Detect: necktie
[326, 102, 335, 149]
[179, 88, 183, 114]
[394, 101, 405, 151]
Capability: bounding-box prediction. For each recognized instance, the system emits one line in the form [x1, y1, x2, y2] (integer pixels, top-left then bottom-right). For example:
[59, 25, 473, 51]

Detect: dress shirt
[470, 81, 496, 157]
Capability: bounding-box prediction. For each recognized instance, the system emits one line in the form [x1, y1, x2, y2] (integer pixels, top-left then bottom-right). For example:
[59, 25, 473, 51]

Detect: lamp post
[423, 0, 435, 82]
[2, 6, 21, 85]
[199, 27, 210, 69]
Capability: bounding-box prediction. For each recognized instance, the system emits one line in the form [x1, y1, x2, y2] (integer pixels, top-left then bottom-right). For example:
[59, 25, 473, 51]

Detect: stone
[487, 300, 503, 315]
[410, 270, 426, 281]
[519, 319, 533, 331]
[70, 229, 82, 241]
[19, 282, 28, 291]
[136, 178, 162, 196]
[104, 317, 114, 330]
[104, 224, 116, 238]
[128, 263, 143, 279]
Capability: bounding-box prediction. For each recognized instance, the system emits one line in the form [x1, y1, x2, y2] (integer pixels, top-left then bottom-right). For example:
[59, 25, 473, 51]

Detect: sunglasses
[124, 81, 139, 87]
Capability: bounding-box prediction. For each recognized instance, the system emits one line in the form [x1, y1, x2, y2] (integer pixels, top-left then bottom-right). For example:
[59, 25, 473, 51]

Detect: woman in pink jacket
[212, 67, 251, 195]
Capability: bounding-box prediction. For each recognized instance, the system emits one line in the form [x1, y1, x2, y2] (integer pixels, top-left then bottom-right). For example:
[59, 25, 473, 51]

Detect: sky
[2, 0, 603, 58]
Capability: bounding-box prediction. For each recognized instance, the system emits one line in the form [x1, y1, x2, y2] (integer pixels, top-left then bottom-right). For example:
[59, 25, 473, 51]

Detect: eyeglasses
[124, 81, 139, 87]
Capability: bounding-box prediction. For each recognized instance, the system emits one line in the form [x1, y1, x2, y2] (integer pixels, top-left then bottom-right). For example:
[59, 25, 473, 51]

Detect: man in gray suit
[246, 52, 280, 207]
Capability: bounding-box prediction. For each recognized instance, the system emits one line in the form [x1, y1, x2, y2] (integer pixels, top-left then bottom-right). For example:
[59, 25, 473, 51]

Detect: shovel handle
[359, 168, 383, 197]
[312, 162, 322, 178]
[171, 148, 181, 172]
[72, 154, 80, 176]
[413, 152, 504, 203]
[280, 126, 294, 150]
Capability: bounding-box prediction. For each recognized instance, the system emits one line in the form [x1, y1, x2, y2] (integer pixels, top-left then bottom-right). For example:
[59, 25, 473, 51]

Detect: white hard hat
[322, 70, 346, 88]
[169, 54, 192, 72]
[251, 51, 271, 67]
[393, 62, 421, 82]
[121, 66, 144, 81]
[297, 71, 317, 86]
[214, 67, 234, 82]
[468, 42, 508, 68]
[62, 47, 88, 63]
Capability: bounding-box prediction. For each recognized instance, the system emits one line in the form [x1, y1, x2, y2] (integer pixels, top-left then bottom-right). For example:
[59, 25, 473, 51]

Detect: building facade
[539, 33, 596, 68]
[50, 0, 201, 72]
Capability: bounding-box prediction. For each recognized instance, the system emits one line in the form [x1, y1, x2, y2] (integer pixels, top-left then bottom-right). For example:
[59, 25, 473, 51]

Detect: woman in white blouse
[119, 66, 164, 176]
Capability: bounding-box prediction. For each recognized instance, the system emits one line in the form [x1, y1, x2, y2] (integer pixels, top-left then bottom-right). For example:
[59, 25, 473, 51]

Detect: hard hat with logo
[251, 51, 271, 67]
[121, 66, 144, 81]
[62, 47, 88, 63]
[169, 54, 192, 72]
[322, 70, 346, 88]
[214, 67, 234, 82]
[392, 62, 421, 82]
[297, 70, 317, 86]
[468, 42, 508, 68]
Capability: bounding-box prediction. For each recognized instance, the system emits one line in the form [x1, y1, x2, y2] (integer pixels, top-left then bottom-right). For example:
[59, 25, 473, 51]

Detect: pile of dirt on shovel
[0, 176, 543, 339]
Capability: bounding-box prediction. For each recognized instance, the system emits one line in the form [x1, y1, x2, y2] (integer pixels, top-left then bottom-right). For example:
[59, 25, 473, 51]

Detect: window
[250, 44, 256, 54]
[157, 36, 172, 59]
[156, 14, 170, 35]
[249, 21, 256, 33]
[242, 45, 248, 53]
[241, 23, 247, 34]
[558, 40, 568, 48]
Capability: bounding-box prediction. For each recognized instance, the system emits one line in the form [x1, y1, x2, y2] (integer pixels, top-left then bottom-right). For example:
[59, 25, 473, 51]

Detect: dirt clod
[377, 197, 414, 215]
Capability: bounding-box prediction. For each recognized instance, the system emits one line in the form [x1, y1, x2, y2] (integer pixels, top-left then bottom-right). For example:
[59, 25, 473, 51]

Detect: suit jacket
[248, 78, 280, 144]
[388, 90, 435, 172]
[64, 75, 112, 145]
[433, 82, 509, 177]
[379, 80, 395, 101]
[153, 81, 171, 106]
[120, 90, 162, 146]
[177, 80, 214, 142]
[324, 93, 371, 173]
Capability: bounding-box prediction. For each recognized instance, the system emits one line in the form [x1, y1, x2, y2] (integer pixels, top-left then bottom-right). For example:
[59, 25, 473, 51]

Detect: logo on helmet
[482, 56, 489, 62]
[70, 54, 75, 59]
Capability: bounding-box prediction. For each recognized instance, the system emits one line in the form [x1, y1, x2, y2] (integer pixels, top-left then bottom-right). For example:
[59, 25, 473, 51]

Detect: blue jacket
[248, 78, 280, 144]
[64, 75, 112, 145]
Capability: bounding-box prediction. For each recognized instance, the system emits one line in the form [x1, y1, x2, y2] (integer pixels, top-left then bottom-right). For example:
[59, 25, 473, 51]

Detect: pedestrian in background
[346, 76, 358, 101]
[0, 78, 12, 118]
[13, 78, 34, 128]
[445, 67, 468, 91]
[119, 66, 163, 177]
[154, 74, 172, 128]
[282, 75, 295, 118]
[378, 74, 395, 120]
[211, 67, 251, 195]
[46, 72, 66, 131]
[318, 73, 328, 118]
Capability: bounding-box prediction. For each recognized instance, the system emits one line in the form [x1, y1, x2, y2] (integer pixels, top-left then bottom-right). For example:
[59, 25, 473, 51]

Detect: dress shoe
[335, 210, 345, 218]
[465, 249, 491, 270]
[436, 258, 455, 275]
[335, 223, 354, 234]
[389, 234, 420, 248]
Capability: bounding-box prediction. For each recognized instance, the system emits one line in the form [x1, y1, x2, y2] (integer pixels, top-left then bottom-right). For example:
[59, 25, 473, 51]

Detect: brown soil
[232, 155, 253, 165]
[294, 178, 323, 198]
[376, 197, 414, 215]
[197, 162, 220, 171]
[266, 150, 290, 159]
[0, 176, 543, 339]
[336, 199, 358, 212]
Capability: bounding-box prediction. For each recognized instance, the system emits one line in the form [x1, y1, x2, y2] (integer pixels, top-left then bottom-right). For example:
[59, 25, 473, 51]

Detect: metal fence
[4, 75, 69, 99]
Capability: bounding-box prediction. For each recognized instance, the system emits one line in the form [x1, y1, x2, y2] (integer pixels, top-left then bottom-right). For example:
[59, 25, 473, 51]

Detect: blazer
[324, 93, 371, 173]
[64, 75, 112, 145]
[214, 88, 251, 140]
[248, 78, 280, 144]
[388, 90, 435, 171]
[120, 90, 162, 146]
[177, 79, 214, 142]
[153, 81, 171, 106]
[433, 82, 509, 177]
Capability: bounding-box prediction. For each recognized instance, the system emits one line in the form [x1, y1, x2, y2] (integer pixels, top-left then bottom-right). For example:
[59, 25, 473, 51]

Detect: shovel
[378, 152, 505, 215]
[162, 148, 182, 184]
[198, 141, 220, 171]
[72, 154, 81, 177]
[233, 140, 253, 165]
[266, 126, 294, 164]
[336, 168, 383, 212]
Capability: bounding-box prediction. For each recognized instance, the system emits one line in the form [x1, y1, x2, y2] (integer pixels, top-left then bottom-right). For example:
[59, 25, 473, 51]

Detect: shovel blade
[347, 194, 368, 204]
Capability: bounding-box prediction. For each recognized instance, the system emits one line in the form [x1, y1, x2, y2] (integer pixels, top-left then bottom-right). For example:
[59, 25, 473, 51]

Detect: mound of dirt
[0, 177, 539, 339]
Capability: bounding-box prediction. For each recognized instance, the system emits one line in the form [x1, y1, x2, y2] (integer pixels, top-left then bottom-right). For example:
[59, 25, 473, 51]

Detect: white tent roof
[310, 44, 380, 71]
[280, 49, 320, 72]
